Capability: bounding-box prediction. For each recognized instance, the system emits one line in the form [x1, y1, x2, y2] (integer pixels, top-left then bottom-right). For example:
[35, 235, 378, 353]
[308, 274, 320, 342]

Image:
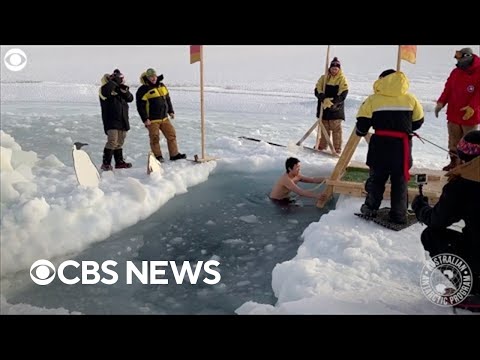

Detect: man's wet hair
[286, 157, 300, 173]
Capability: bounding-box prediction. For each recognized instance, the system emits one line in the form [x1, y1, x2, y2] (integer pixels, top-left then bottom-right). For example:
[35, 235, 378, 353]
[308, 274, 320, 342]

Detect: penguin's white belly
[147, 152, 162, 175]
[73, 150, 100, 187]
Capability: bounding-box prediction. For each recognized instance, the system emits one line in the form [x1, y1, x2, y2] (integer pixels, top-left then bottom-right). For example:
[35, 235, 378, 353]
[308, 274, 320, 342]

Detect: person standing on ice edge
[412, 130, 480, 311]
[99, 69, 134, 171]
[355, 69, 424, 224]
[314, 57, 349, 154]
[136, 68, 186, 162]
[434, 47, 480, 171]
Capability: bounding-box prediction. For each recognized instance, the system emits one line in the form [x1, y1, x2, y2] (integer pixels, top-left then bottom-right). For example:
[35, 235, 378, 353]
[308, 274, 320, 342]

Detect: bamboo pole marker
[192, 46, 218, 163]
[200, 45, 206, 159]
[296, 46, 335, 155]
[314, 45, 335, 154]
[396, 45, 402, 71]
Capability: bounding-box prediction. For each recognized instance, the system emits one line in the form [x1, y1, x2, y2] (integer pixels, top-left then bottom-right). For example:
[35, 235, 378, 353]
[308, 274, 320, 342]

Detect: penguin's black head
[74, 142, 89, 150]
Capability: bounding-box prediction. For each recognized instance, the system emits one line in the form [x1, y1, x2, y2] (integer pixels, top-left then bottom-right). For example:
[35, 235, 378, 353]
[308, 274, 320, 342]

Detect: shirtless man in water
[270, 157, 327, 202]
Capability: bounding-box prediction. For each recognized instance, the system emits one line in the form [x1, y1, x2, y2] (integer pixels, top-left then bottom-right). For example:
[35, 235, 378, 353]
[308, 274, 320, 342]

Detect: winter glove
[461, 106, 474, 120]
[315, 90, 326, 102]
[411, 195, 429, 212]
[169, 113, 175, 120]
[322, 98, 334, 109]
[434, 102, 444, 118]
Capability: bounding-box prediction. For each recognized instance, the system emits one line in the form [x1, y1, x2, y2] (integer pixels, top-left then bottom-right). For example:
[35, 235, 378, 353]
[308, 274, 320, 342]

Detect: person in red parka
[435, 47, 480, 171]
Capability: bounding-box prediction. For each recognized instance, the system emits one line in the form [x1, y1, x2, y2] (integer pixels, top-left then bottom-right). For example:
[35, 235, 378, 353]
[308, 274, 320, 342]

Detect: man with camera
[99, 69, 134, 170]
[412, 130, 480, 309]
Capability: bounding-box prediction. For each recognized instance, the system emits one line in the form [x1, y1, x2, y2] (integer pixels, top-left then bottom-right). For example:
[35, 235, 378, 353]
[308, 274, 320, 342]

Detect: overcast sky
[1, 45, 478, 85]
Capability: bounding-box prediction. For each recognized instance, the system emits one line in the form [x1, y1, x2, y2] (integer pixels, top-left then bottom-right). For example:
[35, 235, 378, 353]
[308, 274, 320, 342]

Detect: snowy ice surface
[2, 45, 478, 314]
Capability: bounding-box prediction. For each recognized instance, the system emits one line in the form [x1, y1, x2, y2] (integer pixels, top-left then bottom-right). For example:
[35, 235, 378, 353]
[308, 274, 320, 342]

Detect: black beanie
[111, 69, 124, 83]
[330, 57, 341, 68]
[379, 69, 396, 78]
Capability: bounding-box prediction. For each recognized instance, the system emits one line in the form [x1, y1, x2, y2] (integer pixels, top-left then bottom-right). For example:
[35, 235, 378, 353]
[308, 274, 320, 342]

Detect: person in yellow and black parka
[314, 57, 349, 153]
[136, 68, 186, 162]
[355, 69, 424, 224]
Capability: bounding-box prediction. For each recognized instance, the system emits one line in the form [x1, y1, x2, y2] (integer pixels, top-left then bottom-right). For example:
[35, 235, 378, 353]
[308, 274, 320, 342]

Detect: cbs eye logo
[30, 259, 56, 285]
[4, 48, 27, 72]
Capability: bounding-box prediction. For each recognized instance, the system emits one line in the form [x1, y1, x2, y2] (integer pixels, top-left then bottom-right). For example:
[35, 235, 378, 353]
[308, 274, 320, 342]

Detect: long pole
[315, 45, 331, 147]
[200, 46, 205, 159]
[396, 45, 402, 71]
[296, 46, 334, 152]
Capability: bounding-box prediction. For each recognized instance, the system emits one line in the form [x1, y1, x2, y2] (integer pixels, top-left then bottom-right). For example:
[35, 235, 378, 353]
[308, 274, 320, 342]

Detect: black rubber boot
[170, 153, 186, 161]
[101, 148, 113, 171]
[360, 203, 377, 218]
[113, 149, 132, 168]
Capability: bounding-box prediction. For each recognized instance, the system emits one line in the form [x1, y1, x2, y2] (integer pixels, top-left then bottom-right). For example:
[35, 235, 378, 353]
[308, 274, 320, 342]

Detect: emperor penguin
[72, 142, 100, 187]
[147, 151, 163, 175]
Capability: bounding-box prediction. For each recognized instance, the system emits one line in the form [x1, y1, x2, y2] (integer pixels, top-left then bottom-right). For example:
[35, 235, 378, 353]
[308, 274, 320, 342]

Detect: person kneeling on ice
[269, 157, 327, 204]
[356, 69, 424, 224]
[99, 69, 134, 171]
[136, 68, 186, 162]
[412, 130, 480, 311]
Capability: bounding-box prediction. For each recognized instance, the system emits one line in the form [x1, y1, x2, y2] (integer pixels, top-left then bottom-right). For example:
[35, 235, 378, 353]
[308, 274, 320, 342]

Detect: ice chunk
[239, 215, 259, 223]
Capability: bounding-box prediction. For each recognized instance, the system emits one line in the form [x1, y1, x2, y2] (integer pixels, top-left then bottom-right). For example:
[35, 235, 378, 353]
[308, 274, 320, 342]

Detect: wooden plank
[193, 155, 219, 163]
[326, 179, 364, 188]
[316, 128, 361, 207]
[333, 185, 364, 197]
[318, 119, 336, 154]
[364, 132, 372, 144]
[326, 179, 442, 205]
[347, 160, 445, 181]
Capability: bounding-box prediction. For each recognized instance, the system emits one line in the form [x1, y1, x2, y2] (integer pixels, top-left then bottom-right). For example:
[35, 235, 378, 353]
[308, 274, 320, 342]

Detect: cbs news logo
[4, 48, 27, 72]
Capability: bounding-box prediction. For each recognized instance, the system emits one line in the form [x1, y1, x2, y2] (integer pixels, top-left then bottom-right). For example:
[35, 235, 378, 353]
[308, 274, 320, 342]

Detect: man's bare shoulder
[277, 173, 288, 183]
[279, 174, 298, 183]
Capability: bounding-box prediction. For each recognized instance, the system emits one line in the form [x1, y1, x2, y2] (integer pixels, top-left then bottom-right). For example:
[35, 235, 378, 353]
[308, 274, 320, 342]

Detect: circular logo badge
[4, 48, 27, 72]
[467, 85, 475, 93]
[30, 259, 56, 285]
[420, 253, 473, 307]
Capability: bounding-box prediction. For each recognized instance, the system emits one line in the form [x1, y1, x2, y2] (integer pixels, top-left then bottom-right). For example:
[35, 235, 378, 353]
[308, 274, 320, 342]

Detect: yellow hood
[139, 72, 148, 85]
[446, 156, 480, 183]
[373, 71, 409, 97]
[100, 74, 110, 85]
[139, 72, 164, 85]
[316, 69, 348, 94]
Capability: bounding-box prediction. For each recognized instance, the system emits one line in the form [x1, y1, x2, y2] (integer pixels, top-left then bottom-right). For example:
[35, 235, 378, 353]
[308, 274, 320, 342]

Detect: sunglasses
[455, 51, 472, 59]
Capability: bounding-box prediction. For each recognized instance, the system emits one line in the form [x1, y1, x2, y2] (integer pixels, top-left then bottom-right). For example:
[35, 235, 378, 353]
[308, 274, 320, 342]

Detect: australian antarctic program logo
[30, 259, 221, 286]
[3, 48, 27, 72]
[420, 253, 473, 307]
